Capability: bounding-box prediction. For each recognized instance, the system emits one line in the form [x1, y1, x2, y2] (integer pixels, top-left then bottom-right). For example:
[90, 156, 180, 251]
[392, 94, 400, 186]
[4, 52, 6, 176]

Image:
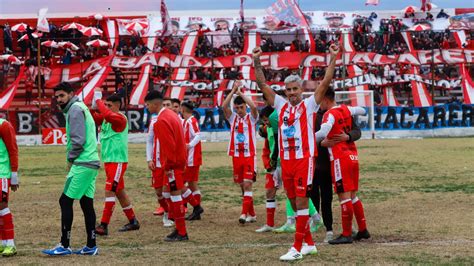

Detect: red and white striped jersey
[274, 94, 320, 160]
[227, 112, 258, 158]
[183, 116, 202, 166]
[146, 114, 161, 168]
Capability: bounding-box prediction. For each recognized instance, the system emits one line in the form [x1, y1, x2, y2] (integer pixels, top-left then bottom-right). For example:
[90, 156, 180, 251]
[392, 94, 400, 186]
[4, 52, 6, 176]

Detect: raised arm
[236, 88, 258, 120]
[253, 47, 276, 106]
[222, 80, 239, 120]
[315, 44, 340, 104]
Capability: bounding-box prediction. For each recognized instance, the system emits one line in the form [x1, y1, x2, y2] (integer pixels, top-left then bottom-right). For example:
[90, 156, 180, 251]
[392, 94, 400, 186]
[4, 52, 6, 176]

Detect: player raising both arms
[0, 118, 19, 257]
[253, 44, 340, 261]
[223, 80, 259, 224]
[315, 89, 370, 245]
[91, 91, 140, 236]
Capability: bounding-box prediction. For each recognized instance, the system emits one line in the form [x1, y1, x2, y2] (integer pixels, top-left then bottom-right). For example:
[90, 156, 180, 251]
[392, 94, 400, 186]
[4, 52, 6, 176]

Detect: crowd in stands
[1, 11, 473, 107]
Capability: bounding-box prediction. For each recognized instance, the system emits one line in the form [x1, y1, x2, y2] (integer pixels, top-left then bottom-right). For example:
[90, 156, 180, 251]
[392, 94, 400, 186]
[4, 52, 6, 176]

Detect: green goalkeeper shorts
[64, 165, 98, 200]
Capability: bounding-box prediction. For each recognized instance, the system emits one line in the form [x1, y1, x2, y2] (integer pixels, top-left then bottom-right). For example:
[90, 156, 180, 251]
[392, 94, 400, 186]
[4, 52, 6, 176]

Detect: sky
[0, 0, 472, 14]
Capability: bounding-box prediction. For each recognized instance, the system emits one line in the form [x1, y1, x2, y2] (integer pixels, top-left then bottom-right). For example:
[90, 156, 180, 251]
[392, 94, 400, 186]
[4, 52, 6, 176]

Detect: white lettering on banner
[465, 50, 474, 63]
[442, 49, 465, 64]
[125, 110, 141, 130]
[233, 55, 253, 67]
[157, 55, 183, 68]
[18, 113, 32, 133]
[332, 74, 461, 90]
[61, 68, 80, 83]
[135, 53, 158, 67]
[302, 55, 325, 67]
[202, 59, 224, 68]
[111, 57, 136, 68]
[54, 129, 67, 144]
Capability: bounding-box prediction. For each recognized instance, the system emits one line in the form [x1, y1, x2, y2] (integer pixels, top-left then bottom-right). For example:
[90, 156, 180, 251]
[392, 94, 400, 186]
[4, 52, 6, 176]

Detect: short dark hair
[234, 96, 245, 105]
[259, 105, 274, 119]
[325, 88, 335, 101]
[106, 94, 122, 103]
[144, 90, 163, 102]
[181, 101, 195, 112]
[54, 82, 74, 93]
[163, 97, 172, 102]
[171, 98, 181, 105]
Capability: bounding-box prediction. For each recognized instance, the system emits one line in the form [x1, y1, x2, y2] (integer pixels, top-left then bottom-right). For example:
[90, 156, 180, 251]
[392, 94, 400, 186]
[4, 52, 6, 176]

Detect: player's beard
[59, 101, 69, 110]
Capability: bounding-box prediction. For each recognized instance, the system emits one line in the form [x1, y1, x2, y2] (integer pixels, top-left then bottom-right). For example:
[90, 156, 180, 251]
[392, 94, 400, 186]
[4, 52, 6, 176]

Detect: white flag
[37, 8, 50, 32]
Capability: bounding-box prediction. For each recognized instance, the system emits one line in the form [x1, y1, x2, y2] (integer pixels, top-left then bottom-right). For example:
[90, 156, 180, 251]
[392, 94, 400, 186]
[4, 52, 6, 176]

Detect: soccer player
[147, 112, 174, 227]
[91, 92, 140, 236]
[163, 97, 172, 109]
[223, 80, 259, 224]
[145, 91, 189, 241]
[180, 101, 204, 220]
[171, 98, 181, 114]
[315, 89, 370, 245]
[255, 106, 281, 232]
[43, 82, 99, 256]
[0, 118, 19, 257]
[312, 108, 362, 243]
[253, 44, 339, 261]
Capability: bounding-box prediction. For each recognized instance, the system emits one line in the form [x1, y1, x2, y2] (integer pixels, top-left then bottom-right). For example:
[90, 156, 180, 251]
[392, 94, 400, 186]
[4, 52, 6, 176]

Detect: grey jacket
[62, 96, 100, 169]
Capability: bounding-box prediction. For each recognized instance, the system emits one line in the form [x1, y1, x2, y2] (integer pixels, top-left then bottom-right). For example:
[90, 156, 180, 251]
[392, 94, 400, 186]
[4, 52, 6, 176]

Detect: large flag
[37, 8, 50, 32]
[160, 0, 173, 37]
[265, 0, 309, 28]
[420, 0, 432, 12]
[365, 0, 379, 5]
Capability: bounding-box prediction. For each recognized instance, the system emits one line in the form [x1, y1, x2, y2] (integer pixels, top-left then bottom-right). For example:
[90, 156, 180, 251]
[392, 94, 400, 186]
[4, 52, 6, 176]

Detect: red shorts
[104, 162, 128, 192]
[183, 166, 200, 183]
[232, 156, 256, 184]
[1, 178, 11, 203]
[331, 155, 360, 193]
[265, 166, 282, 189]
[164, 169, 185, 192]
[151, 167, 165, 189]
[281, 157, 314, 199]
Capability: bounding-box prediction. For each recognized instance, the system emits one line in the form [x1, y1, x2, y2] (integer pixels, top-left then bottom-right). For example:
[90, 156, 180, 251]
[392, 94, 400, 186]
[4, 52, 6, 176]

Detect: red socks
[163, 192, 172, 218]
[0, 208, 14, 240]
[170, 195, 187, 236]
[352, 197, 367, 232]
[192, 190, 201, 206]
[100, 197, 116, 225]
[341, 199, 354, 237]
[293, 209, 309, 252]
[122, 205, 136, 222]
[158, 197, 169, 213]
[266, 199, 276, 227]
[242, 191, 254, 216]
[182, 188, 199, 207]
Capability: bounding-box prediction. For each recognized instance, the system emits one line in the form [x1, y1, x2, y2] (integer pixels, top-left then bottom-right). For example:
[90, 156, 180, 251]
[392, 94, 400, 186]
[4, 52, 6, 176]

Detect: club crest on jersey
[236, 133, 246, 143]
[283, 125, 296, 138]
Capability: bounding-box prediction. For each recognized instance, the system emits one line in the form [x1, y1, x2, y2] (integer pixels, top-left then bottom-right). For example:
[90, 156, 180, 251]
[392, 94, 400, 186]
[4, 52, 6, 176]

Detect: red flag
[160, 0, 173, 37]
[265, 0, 309, 28]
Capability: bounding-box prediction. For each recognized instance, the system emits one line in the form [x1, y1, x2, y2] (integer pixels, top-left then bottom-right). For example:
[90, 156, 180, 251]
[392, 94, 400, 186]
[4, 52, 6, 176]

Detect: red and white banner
[410, 66, 433, 107]
[42, 128, 67, 145]
[103, 19, 117, 49]
[460, 64, 474, 104]
[401, 31, 415, 52]
[453, 30, 467, 48]
[167, 31, 199, 100]
[241, 31, 261, 80]
[266, 0, 309, 28]
[340, 32, 356, 53]
[160, 0, 173, 37]
[347, 65, 371, 107]
[109, 49, 474, 70]
[0, 67, 25, 110]
[383, 86, 401, 106]
[129, 64, 151, 105]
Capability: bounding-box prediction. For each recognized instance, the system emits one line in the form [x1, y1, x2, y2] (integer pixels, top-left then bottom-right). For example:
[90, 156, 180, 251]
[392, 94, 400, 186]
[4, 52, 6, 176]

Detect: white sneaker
[301, 243, 318, 255]
[279, 247, 303, 261]
[239, 214, 247, 224]
[324, 231, 334, 243]
[255, 224, 274, 233]
[163, 212, 174, 227]
[245, 215, 257, 223]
